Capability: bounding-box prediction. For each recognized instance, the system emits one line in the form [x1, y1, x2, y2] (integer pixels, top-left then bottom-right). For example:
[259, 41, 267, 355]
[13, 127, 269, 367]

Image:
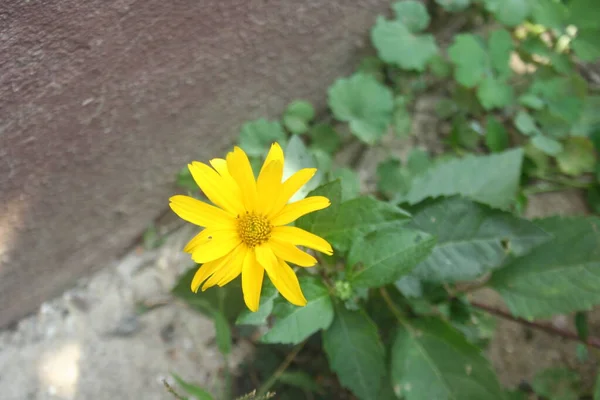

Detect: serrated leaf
[309, 123, 341, 154]
[392, 0, 431, 32]
[297, 181, 411, 251]
[391, 317, 504, 400]
[529, 0, 568, 30]
[556, 137, 596, 176]
[532, 367, 580, 400]
[328, 73, 394, 143]
[435, 0, 470, 12]
[348, 226, 436, 288]
[401, 148, 524, 209]
[236, 280, 278, 326]
[531, 134, 564, 156]
[262, 277, 333, 344]
[323, 307, 385, 400]
[483, 0, 530, 26]
[448, 34, 489, 88]
[477, 76, 514, 110]
[490, 216, 600, 318]
[331, 167, 361, 201]
[407, 148, 431, 175]
[408, 197, 551, 283]
[371, 17, 438, 71]
[488, 29, 513, 78]
[239, 119, 287, 157]
[283, 135, 322, 202]
[172, 373, 214, 400]
[485, 116, 509, 152]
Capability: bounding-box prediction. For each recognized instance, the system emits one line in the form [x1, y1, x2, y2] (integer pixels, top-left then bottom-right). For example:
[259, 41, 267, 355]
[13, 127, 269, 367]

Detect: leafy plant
[168, 0, 600, 399]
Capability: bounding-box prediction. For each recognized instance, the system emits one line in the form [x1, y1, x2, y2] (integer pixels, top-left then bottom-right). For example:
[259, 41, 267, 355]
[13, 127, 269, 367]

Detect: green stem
[379, 288, 406, 322]
[255, 339, 307, 398]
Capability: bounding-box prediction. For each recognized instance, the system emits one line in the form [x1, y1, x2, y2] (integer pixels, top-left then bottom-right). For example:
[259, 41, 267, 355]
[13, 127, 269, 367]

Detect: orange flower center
[236, 212, 272, 248]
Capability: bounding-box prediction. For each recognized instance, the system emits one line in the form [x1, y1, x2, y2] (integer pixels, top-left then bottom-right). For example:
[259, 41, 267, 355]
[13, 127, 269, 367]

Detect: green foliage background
[170, 0, 600, 399]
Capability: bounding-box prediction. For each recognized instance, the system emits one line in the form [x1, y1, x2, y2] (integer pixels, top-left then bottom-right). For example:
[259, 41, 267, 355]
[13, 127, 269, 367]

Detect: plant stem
[255, 339, 307, 397]
[469, 300, 600, 350]
[380, 287, 406, 321]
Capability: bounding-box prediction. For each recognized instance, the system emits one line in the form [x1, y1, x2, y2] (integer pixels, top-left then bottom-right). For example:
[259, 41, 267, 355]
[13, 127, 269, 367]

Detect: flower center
[236, 212, 272, 248]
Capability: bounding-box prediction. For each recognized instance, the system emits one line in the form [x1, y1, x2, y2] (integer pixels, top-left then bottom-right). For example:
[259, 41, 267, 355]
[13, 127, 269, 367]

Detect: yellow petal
[268, 168, 317, 217]
[270, 196, 331, 226]
[260, 142, 284, 177]
[242, 248, 264, 312]
[201, 245, 245, 290]
[184, 227, 237, 253]
[188, 162, 245, 215]
[191, 231, 241, 263]
[169, 195, 235, 228]
[254, 244, 279, 279]
[269, 238, 317, 267]
[226, 147, 258, 211]
[190, 252, 233, 292]
[267, 259, 307, 307]
[271, 226, 333, 255]
[209, 158, 229, 176]
[257, 160, 283, 215]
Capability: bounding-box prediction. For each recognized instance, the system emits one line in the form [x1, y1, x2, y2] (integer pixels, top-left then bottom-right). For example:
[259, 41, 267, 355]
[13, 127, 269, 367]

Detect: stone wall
[0, 0, 389, 327]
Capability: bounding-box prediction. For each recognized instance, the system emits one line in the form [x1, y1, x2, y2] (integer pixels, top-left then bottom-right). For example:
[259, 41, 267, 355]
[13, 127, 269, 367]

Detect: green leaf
[572, 96, 600, 137]
[261, 277, 334, 344]
[391, 317, 504, 400]
[518, 94, 545, 110]
[594, 371, 600, 400]
[477, 76, 514, 110]
[514, 111, 540, 136]
[371, 17, 438, 72]
[529, 0, 568, 30]
[448, 34, 488, 88]
[278, 371, 322, 393]
[569, 0, 600, 29]
[408, 197, 551, 283]
[171, 373, 214, 400]
[239, 119, 287, 157]
[309, 123, 341, 154]
[283, 100, 315, 134]
[323, 307, 385, 400]
[491, 216, 600, 318]
[575, 311, 588, 341]
[392, 0, 431, 32]
[483, 0, 530, 27]
[532, 367, 580, 400]
[531, 135, 564, 156]
[401, 148, 524, 209]
[328, 73, 394, 143]
[393, 96, 413, 138]
[377, 158, 411, 198]
[428, 54, 452, 78]
[297, 181, 411, 252]
[485, 116, 509, 152]
[572, 28, 600, 62]
[348, 226, 436, 288]
[435, 0, 470, 12]
[488, 29, 513, 78]
[556, 137, 596, 176]
[283, 135, 322, 202]
[331, 167, 361, 201]
[213, 311, 232, 355]
[176, 167, 198, 192]
[407, 148, 431, 175]
[236, 280, 278, 326]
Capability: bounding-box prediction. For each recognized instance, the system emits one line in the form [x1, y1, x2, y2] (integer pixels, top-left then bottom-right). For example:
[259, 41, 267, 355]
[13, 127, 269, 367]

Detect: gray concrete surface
[0, 0, 390, 328]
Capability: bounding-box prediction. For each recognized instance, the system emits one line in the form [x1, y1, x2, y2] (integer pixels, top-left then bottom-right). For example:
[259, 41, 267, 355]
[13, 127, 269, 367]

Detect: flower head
[170, 143, 333, 311]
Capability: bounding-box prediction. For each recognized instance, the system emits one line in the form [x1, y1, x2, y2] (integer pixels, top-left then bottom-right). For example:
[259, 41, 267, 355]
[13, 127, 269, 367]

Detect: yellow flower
[169, 143, 333, 312]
